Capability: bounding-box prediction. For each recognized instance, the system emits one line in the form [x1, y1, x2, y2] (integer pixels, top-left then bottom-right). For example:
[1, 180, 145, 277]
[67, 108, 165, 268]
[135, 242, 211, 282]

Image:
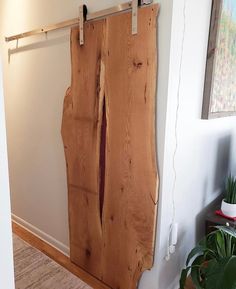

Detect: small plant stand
[205, 209, 236, 234]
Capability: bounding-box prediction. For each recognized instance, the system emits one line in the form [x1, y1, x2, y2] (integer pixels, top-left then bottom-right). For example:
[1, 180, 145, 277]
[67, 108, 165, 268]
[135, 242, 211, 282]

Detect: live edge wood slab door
[61, 4, 159, 289]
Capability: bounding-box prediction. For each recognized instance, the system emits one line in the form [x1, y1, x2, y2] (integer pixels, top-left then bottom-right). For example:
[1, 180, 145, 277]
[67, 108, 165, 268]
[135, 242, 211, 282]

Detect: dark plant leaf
[215, 226, 236, 239]
[205, 258, 222, 289]
[190, 256, 205, 289]
[181, 227, 236, 289]
[186, 246, 204, 266]
[179, 267, 191, 289]
[205, 257, 236, 289]
[216, 231, 225, 258]
[220, 256, 236, 289]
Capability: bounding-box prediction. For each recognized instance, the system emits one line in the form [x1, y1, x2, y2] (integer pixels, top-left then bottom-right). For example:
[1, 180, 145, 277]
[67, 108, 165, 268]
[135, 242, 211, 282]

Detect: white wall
[156, 0, 236, 288]
[1, 0, 236, 289]
[0, 0, 167, 263]
[0, 60, 15, 289]
[1, 0, 145, 255]
[0, 0, 172, 287]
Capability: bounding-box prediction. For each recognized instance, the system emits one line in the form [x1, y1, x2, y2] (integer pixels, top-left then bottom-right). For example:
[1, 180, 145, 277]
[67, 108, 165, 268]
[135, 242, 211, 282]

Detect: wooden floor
[12, 222, 111, 289]
[13, 222, 195, 289]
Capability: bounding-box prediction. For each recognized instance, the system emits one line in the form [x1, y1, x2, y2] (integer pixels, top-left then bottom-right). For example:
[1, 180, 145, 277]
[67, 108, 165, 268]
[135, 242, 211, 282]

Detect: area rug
[13, 234, 93, 289]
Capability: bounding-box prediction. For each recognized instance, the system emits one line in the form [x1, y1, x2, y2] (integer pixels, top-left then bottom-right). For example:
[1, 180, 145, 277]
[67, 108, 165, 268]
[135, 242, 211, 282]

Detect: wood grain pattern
[62, 20, 105, 279]
[61, 5, 159, 289]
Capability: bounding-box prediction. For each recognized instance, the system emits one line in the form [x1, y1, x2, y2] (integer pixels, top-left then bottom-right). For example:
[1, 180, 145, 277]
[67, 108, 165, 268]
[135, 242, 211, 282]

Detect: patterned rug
[13, 234, 93, 289]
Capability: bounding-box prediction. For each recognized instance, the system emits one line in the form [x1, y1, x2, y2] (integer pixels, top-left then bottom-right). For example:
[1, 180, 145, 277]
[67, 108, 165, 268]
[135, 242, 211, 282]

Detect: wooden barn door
[61, 5, 159, 289]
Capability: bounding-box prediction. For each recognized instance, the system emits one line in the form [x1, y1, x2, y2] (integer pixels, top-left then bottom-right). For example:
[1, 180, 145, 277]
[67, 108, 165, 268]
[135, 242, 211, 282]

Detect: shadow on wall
[7, 33, 70, 63]
[195, 195, 222, 241]
[156, 134, 233, 289]
[213, 135, 232, 191]
[195, 134, 232, 241]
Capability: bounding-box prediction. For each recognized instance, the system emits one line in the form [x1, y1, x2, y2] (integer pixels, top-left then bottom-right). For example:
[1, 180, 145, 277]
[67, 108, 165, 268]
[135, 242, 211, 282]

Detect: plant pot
[221, 199, 236, 218]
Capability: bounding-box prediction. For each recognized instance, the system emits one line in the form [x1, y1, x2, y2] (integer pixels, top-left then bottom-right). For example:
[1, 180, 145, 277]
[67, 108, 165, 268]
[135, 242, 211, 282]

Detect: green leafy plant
[180, 226, 236, 289]
[225, 175, 236, 204]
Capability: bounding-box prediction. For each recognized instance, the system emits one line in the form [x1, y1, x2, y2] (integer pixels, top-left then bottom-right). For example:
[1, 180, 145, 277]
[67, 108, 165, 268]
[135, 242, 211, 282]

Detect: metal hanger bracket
[5, 1, 153, 43]
[132, 0, 153, 35]
[132, 0, 138, 35]
[140, 0, 153, 4]
[79, 4, 87, 46]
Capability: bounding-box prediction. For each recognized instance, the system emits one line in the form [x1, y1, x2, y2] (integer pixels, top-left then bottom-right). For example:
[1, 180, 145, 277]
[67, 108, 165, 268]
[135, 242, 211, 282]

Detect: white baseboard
[12, 214, 70, 257]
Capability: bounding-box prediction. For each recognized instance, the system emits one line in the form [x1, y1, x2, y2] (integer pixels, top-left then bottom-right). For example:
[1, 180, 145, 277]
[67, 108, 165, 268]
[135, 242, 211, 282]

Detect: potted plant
[180, 226, 236, 289]
[221, 175, 236, 218]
